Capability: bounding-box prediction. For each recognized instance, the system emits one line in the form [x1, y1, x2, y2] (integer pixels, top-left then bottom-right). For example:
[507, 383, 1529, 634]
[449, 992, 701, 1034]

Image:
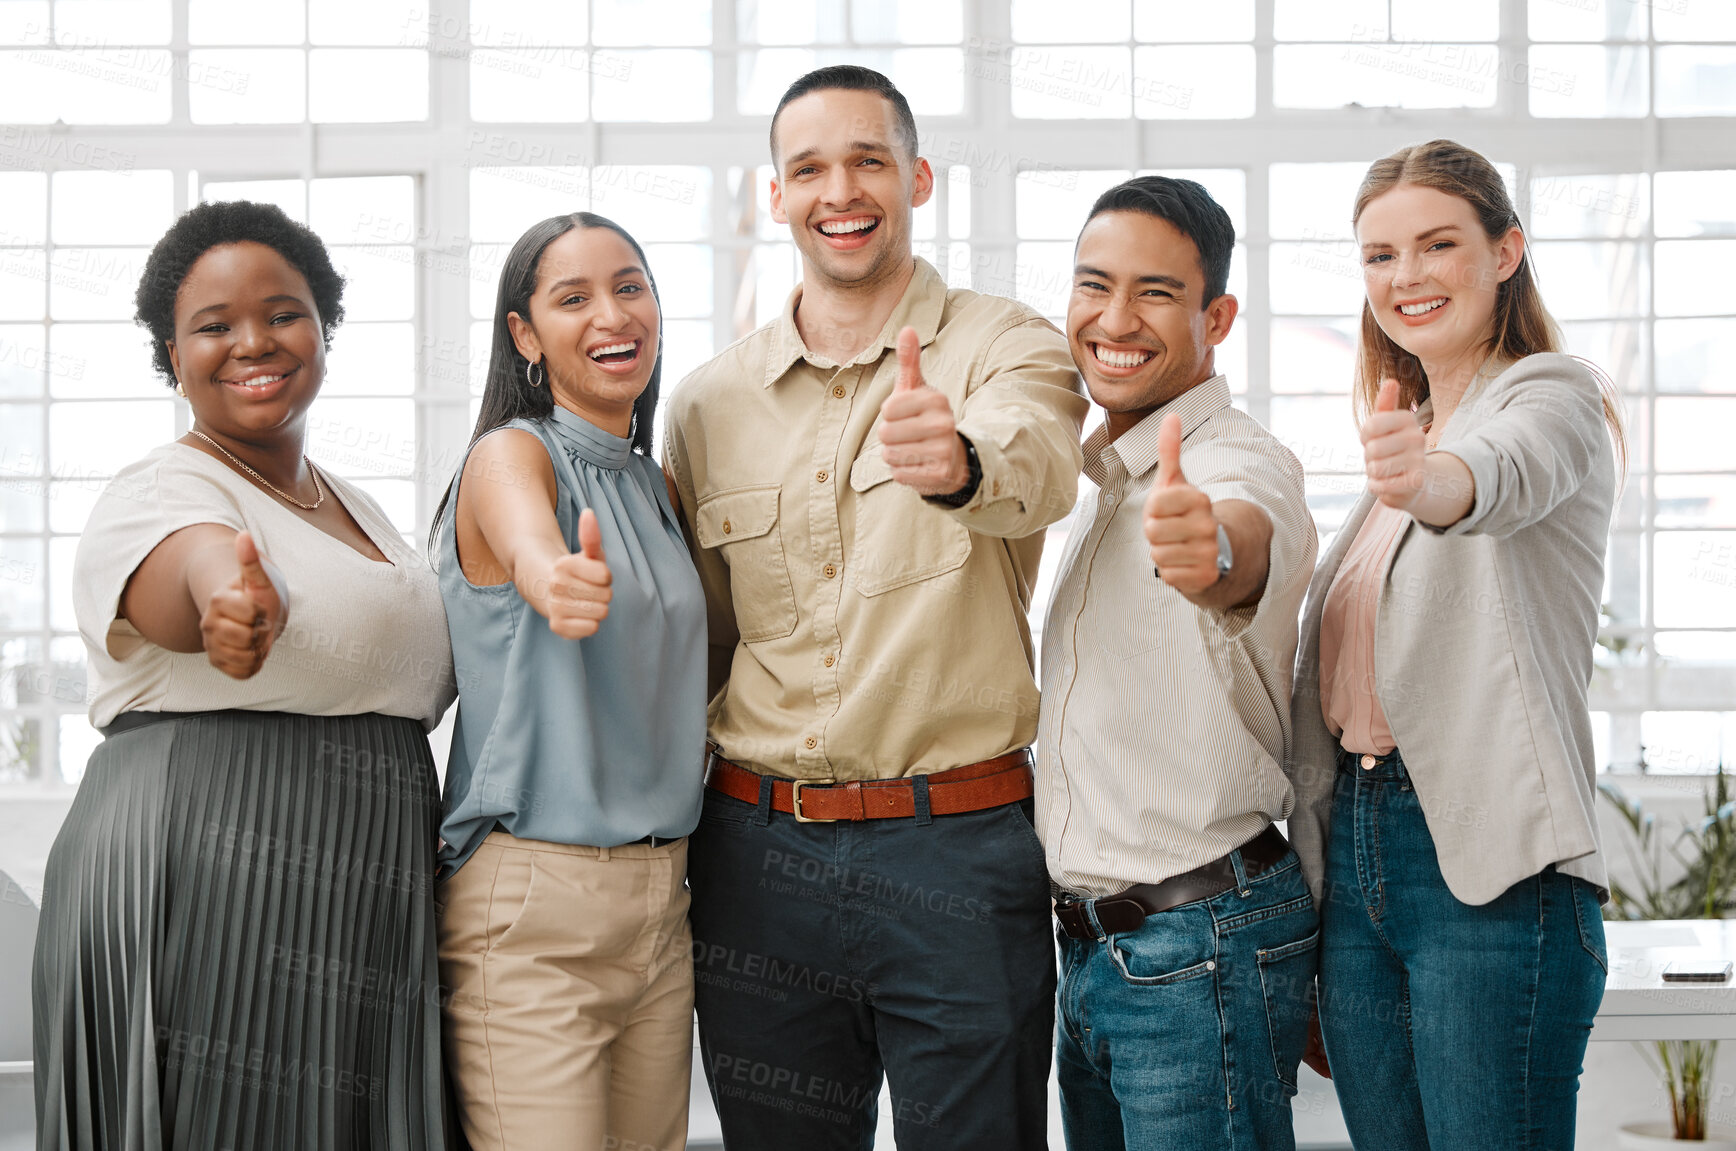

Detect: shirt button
[823, 654, 835, 667]
[832, 384, 846, 399]
[1361, 754, 1377, 771]
[722, 519, 732, 534]
[823, 563, 837, 579]
[804, 737, 817, 749]
[816, 470, 828, 483]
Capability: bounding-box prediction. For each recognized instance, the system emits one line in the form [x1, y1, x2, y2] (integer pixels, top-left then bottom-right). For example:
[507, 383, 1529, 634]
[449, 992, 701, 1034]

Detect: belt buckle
[791, 777, 837, 823]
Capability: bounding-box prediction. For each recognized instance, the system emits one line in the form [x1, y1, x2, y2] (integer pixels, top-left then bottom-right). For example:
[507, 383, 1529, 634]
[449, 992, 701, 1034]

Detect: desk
[1597, 920, 1736, 1041]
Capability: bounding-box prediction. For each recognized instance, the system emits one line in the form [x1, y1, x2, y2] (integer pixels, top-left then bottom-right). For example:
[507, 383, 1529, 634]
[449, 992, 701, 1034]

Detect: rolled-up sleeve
[945, 317, 1089, 539]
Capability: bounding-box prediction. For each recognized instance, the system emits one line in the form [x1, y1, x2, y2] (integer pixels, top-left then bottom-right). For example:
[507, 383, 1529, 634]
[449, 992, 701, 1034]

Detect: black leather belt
[1054, 825, 1293, 940]
[625, 834, 682, 848]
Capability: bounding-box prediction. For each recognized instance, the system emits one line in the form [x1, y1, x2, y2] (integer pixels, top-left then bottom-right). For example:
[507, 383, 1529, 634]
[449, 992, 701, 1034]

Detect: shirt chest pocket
[847, 447, 972, 596]
[693, 484, 799, 643]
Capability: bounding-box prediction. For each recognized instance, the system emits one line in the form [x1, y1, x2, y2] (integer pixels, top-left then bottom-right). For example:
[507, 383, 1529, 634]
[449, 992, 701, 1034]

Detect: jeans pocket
[1258, 928, 1320, 1093]
[1571, 879, 1609, 975]
[1107, 930, 1218, 987]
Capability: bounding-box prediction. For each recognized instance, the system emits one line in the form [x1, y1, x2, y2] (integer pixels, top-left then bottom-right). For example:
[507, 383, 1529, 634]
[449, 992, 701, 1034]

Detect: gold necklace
[188, 428, 326, 511]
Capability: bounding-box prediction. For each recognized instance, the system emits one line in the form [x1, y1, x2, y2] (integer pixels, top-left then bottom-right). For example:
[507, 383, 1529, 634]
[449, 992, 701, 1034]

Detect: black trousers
[688, 781, 1056, 1151]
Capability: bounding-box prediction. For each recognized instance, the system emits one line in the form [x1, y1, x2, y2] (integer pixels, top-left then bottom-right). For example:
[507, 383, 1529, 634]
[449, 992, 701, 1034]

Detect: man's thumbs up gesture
[201, 531, 287, 679]
[546, 507, 613, 639]
[878, 326, 972, 497]
[1361, 378, 1429, 512]
[1143, 413, 1223, 596]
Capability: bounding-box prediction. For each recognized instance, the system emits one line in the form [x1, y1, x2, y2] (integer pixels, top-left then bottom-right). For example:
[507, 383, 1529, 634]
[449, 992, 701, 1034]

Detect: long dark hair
[430, 212, 663, 547]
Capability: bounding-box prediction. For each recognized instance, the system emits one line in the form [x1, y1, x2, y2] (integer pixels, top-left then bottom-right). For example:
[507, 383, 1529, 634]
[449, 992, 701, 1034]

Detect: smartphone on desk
[1662, 957, 1734, 982]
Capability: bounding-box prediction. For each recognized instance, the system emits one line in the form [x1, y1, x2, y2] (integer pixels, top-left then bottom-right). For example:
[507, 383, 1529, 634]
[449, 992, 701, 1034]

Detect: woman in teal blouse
[429, 212, 706, 1151]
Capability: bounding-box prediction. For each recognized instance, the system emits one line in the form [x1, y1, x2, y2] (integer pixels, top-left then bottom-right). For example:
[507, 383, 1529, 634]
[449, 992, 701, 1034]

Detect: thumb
[894, 326, 924, 392]
[1155, 413, 1185, 488]
[234, 531, 272, 600]
[1375, 378, 1401, 414]
[577, 507, 605, 563]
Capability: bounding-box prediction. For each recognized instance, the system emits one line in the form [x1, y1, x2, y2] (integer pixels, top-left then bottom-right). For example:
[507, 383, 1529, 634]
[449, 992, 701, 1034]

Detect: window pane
[595, 0, 708, 45]
[1657, 47, 1736, 118]
[0, 251, 46, 321]
[640, 244, 711, 319]
[738, 47, 960, 115]
[1656, 532, 1736, 628]
[1134, 46, 1253, 119]
[1270, 241, 1365, 315]
[469, 167, 591, 241]
[1009, 46, 1130, 119]
[325, 322, 414, 397]
[1016, 170, 1129, 240]
[470, 48, 593, 121]
[48, 477, 102, 534]
[853, 0, 961, 45]
[1270, 162, 1367, 241]
[1528, 46, 1647, 117]
[1012, 241, 1075, 316]
[202, 179, 308, 221]
[0, 537, 45, 631]
[1657, 319, 1736, 394]
[1392, 0, 1497, 41]
[188, 49, 306, 123]
[0, 326, 46, 398]
[1527, 173, 1648, 239]
[312, 176, 416, 245]
[1659, 478, 1736, 530]
[1559, 320, 1647, 394]
[306, 398, 416, 478]
[738, 0, 847, 45]
[1639, 712, 1735, 775]
[48, 322, 155, 399]
[1276, 44, 1499, 109]
[1655, 171, 1736, 238]
[0, 3, 49, 45]
[55, 0, 169, 43]
[308, 0, 425, 46]
[1657, 399, 1736, 473]
[0, 402, 44, 476]
[1272, 397, 1362, 483]
[1275, 0, 1385, 41]
[1013, 0, 1127, 42]
[0, 173, 48, 245]
[1528, 0, 1646, 42]
[1136, 0, 1252, 42]
[1272, 318, 1358, 396]
[0, 48, 173, 124]
[590, 167, 709, 241]
[592, 50, 712, 121]
[1653, 6, 1736, 41]
[1656, 241, 1736, 318]
[51, 170, 174, 245]
[1530, 241, 1648, 319]
[326, 246, 414, 322]
[310, 49, 427, 121]
[49, 249, 148, 321]
[0, 479, 43, 532]
[189, 0, 305, 45]
[470, 0, 586, 47]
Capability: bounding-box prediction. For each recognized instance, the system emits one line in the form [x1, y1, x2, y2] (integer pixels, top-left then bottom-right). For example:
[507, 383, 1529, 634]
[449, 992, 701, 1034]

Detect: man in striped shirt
[1036, 175, 1320, 1150]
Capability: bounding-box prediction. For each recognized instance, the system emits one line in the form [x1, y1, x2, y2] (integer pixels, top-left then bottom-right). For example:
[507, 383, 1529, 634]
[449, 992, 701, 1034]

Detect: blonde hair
[1351, 139, 1626, 472]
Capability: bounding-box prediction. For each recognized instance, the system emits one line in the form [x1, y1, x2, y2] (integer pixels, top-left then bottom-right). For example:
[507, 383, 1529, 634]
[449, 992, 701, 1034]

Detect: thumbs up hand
[878, 326, 971, 497]
[545, 507, 613, 639]
[201, 531, 288, 679]
[1143, 413, 1222, 594]
[1362, 378, 1429, 512]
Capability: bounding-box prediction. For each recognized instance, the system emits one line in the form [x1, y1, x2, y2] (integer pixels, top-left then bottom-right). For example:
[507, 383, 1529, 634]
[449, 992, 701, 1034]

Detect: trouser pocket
[1258, 926, 1320, 1093]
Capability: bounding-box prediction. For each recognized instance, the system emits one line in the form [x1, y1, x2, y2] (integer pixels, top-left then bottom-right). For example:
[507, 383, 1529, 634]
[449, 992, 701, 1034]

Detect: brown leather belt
[703, 750, 1033, 822]
[1053, 824, 1293, 939]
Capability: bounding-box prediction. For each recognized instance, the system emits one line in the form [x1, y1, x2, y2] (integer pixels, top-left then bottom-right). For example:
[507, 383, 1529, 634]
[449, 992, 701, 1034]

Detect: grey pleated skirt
[32, 709, 457, 1151]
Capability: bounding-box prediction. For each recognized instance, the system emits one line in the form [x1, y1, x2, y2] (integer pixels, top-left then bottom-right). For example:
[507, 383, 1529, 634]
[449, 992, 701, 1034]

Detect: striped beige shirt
[1036, 377, 1317, 898]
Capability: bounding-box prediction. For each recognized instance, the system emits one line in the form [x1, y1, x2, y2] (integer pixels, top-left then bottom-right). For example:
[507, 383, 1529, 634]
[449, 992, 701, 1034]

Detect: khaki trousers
[437, 831, 694, 1151]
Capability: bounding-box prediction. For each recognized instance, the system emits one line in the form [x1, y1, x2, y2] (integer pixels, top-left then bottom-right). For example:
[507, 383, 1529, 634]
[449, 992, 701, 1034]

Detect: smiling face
[167, 240, 326, 446]
[1068, 210, 1237, 437]
[1356, 182, 1524, 372]
[769, 87, 933, 294]
[508, 225, 659, 436]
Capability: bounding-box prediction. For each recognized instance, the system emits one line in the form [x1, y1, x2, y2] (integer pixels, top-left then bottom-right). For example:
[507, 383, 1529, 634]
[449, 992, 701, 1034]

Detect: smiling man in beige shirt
[662, 66, 1086, 1151]
[1036, 176, 1319, 1150]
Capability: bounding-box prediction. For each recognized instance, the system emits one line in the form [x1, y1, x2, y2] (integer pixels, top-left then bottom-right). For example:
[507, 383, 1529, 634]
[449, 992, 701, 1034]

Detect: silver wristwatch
[1215, 523, 1233, 580]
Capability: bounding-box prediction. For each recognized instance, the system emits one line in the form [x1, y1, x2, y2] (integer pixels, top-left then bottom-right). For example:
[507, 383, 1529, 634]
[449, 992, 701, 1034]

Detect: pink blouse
[1319, 499, 1412, 755]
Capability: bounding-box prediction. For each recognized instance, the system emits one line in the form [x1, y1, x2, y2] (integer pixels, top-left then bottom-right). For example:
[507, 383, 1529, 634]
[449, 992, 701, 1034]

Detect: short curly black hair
[134, 199, 346, 387]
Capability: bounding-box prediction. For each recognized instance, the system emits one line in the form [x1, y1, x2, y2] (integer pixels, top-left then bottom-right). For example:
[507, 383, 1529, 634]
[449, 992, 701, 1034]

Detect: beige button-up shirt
[1036, 378, 1317, 898]
[663, 259, 1088, 781]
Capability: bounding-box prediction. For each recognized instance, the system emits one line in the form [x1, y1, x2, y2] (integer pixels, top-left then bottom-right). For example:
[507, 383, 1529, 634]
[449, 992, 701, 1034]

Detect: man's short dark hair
[770, 65, 919, 164]
[1083, 176, 1235, 307]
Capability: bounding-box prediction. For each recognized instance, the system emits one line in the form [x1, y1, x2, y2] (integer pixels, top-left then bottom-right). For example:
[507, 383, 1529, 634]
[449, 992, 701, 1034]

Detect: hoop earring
[525, 359, 545, 388]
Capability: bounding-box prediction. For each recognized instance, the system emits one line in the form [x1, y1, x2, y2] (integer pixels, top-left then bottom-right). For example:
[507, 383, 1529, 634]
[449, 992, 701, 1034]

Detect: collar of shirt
[547, 403, 633, 471]
[762, 257, 950, 387]
[1081, 374, 1232, 489]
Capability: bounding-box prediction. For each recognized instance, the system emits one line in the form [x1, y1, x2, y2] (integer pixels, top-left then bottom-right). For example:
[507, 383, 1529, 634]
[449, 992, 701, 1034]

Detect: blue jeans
[1056, 846, 1320, 1151]
[1318, 749, 1607, 1151]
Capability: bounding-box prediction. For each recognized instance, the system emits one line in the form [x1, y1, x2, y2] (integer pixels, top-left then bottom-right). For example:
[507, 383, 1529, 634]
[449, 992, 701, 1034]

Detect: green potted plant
[1601, 768, 1736, 1147]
